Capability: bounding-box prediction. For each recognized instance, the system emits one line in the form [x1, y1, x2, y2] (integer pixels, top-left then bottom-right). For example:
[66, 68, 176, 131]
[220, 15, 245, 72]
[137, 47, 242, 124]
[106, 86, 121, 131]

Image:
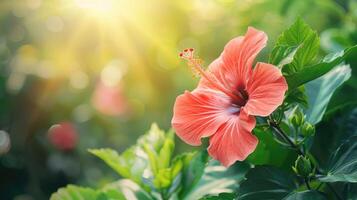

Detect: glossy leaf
[318, 136, 357, 183]
[184, 160, 249, 200]
[199, 192, 236, 200]
[305, 64, 351, 124]
[102, 179, 153, 200]
[238, 166, 298, 200]
[179, 150, 208, 198]
[285, 45, 357, 90]
[283, 191, 326, 200]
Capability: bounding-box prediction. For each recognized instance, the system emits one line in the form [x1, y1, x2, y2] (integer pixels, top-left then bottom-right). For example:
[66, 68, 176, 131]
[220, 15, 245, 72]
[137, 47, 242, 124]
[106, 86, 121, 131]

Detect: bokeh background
[0, 0, 356, 199]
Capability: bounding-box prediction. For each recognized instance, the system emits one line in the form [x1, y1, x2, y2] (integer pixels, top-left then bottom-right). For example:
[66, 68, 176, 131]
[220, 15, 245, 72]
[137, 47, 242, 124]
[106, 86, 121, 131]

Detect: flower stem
[268, 116, 343, 200]
[304, 178, 311, 190]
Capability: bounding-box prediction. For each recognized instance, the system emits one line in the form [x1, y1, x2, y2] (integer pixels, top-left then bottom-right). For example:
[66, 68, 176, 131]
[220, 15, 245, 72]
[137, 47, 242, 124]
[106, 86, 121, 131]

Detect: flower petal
[199, 27, 267, 91]
[172, 89, 231, 146]
[207, 110, 257, 167]
[245, 62, 288, 116]
[222, 27, 267, 87]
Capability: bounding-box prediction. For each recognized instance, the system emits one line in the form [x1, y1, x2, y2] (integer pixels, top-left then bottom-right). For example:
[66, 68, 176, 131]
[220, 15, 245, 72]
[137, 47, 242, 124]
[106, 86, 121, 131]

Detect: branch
[268, 116, 343, 200]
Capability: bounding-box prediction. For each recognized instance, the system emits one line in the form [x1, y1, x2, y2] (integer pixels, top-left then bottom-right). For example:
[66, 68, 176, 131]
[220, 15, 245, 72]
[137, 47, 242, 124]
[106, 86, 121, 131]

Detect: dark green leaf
[199, 192, 236, 200]
[285, 45, 357, 90]
[305, 64, 351, 124]
[237, 166, 298, 200]
[318, 136, 357, 183]
[179, 150, 209, 198]
[247, 128, 292, 167]
[283, 191, 326, 200]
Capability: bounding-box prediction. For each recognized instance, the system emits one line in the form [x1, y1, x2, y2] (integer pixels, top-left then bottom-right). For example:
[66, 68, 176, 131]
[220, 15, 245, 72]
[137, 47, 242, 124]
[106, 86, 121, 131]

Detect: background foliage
[0, 0, 356, 199]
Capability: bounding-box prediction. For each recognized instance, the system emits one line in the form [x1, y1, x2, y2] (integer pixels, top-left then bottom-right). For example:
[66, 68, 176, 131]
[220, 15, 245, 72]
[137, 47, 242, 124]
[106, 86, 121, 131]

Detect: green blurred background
[0, 0, 356, 199]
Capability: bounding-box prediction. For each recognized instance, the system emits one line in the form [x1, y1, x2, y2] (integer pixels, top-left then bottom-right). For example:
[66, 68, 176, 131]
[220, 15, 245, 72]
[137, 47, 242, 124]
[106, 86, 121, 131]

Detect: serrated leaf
[237, 166, 298, 200]
[305, 64, 351, 124]
[269, 45, 299, 68]
[285, 45, 357, 90]
[283, 191, 326, 200]
[274, 18, 319, 75]
[318, 136, 357, 183]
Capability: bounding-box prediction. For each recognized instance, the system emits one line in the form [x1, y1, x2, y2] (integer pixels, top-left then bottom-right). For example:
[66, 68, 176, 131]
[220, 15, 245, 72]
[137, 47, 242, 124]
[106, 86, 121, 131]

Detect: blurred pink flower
[92, 81, 128, 116]
[172, 27, 288, 167]
[48, 122, 78, 151]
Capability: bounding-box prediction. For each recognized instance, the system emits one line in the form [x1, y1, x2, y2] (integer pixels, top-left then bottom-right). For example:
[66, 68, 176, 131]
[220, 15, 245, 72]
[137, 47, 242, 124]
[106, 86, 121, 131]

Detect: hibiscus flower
[172, 27, 288, 167]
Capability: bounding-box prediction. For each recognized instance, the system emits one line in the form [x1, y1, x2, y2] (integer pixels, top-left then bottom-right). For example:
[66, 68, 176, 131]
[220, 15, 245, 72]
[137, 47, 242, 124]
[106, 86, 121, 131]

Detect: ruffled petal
[199, 27, 267, 92]
[245, 62, 288, 116]
[207, 110, 257, 167]
[172, 89, 231, 146]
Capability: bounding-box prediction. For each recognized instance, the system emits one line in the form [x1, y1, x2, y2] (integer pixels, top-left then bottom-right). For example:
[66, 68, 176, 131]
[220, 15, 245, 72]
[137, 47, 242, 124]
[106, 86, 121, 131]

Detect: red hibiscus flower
[172, 27, 288, 167]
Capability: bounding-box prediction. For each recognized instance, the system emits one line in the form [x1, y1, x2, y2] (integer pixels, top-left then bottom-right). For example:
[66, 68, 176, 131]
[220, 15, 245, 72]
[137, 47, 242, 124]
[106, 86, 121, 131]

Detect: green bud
[302, 123, 315, 137]
[292, 155, 314, 177]
[290, 109, 304, 128]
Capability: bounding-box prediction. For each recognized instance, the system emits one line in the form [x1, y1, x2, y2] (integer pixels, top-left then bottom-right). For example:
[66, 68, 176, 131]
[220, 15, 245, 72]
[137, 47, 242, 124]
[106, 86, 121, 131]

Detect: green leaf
[284, 86, 308, 108]
[283, 191, 326, 200]
[103, 179, 153, 200]
[269, 45, 299, 68]
[89, 148, 147, 184]
[273, 17, 319, 75]
[318, 135, 357, 183]
[199, 192, 236, 200]
[179, 150, 208, 197]
[237, 166, 298, 200]
[50, 185, 105, 200]
[184, 160, 250, 200]
[50, 185, 119, 200]
[285, 45, 357, 90]
[305, 64, 351, 124]
[247, 128, 292, 167]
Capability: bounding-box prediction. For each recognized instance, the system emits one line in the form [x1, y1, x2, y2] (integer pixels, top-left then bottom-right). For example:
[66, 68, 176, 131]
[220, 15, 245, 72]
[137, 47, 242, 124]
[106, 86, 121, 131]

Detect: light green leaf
[237, 166, 298, 200]
[50, 185, 104, 200]
[285, 45, 357, 90]
[184, 160, 249, 200]
[318, 136, 357, 183]
[283, 191, 326, 200]
[103, 179, 153, 200]
[305, 64, 351, 124]
[89, 148, 147, 184]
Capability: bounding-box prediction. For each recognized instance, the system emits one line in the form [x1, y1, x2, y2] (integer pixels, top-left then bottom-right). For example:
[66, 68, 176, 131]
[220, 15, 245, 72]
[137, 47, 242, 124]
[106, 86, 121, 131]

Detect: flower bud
[292, 155, 314, 177]
[302, 123, 315, 137]
[290, 109, 304, 128]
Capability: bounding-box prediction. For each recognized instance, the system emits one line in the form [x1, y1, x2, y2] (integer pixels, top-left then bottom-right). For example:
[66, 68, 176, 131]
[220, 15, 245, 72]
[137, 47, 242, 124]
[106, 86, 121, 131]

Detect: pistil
[179, 48, 242, 102]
